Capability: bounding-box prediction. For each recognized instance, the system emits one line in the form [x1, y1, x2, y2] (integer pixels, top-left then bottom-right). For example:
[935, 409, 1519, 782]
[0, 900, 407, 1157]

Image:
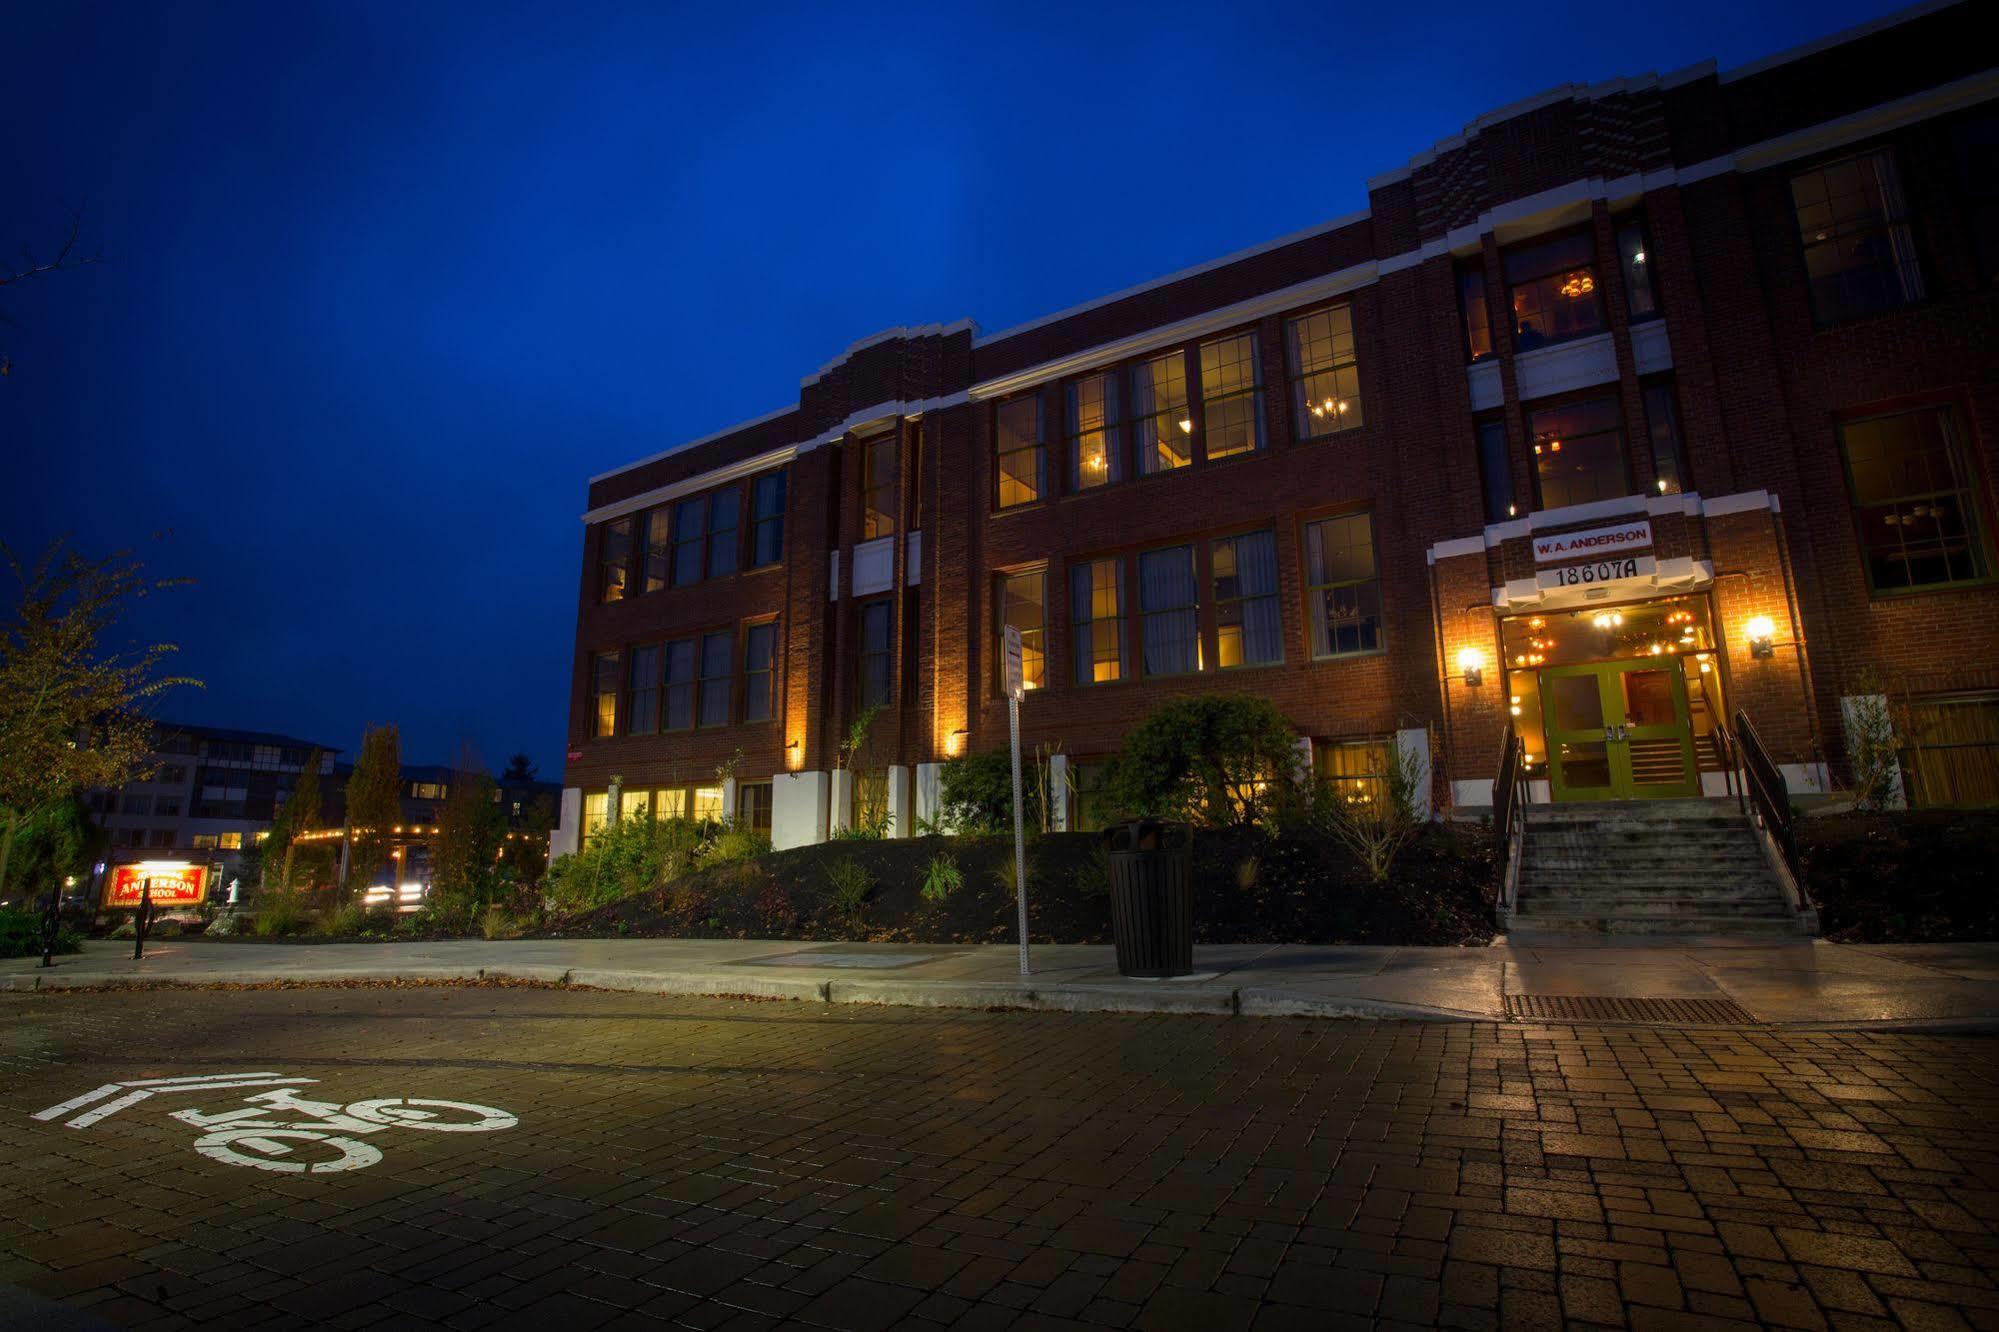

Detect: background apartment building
[557, 0, 1998, 857]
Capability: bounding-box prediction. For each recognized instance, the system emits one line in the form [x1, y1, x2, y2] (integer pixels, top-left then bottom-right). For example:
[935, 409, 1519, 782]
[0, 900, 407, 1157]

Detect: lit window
[1286, 306, 1362, 438]
[1067, 372, 1122, 490]
[591, 652, 619, 738]
[621, 788, 653, 822]
[1840, 407, 1988, 592]
[1138, 545, 1199, 676]
[856, 600, 892, 709]
[656, 788, 689, 821]
[692, 786, 725, 823]
[582, 792, 609, 846]
[1212, 530, 1281, 668]
[997, 570, 1046, 691]
[1791, 149, 1923, 324]
[697, 632, 732, 728]
[862, 436, 897, 538]
[1131, 351, 1192, 476]
[1198, 332, 1264, 460]
[750, 471, 786, 567]
[643, 508, 671, 593]
[1304, 513, 1382, 658]
[995, 395, 1043, 508]
[599, 517, 631, 604]
[219, 832, 243, 850]
[1642, 382, 1691, 496]
[1505, 231, 1604, 351]
[627, 644, 660, 736]
[1530, 397, 1629, 510]
[743, 622, 777, 723]
[1459, 264, 1494, 363]
[1315, 737, 1393, 816]
[1069, 558, 1124, 685]
[663, 639, 695, 731]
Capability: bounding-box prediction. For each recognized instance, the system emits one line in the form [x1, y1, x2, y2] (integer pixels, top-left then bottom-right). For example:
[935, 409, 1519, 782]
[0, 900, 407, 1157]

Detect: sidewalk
[6, 935, 1998, 1029]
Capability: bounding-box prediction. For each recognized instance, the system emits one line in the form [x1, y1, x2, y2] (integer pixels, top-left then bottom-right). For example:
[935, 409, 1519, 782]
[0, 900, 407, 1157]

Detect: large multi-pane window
[862, 436, 896, 538]
[1304, 513, 1382, 658]
[1069, 558, 1124, 685]
[1131, 350, 1192, 476]
[1791, 149, 1924, 324]
[626, 645, 660, 736]
[707, 489, 739, 579]
[736, 780, 774, 834]
[591, 652, 620, 737]
[698, 631, 732, 728]
[857, 601, 893, 708]
[743, 621, 777, 723]
[582, 792, 609, 848]
[663, 639, 694, 731]
[1138, 545, 1200, 676]
[750, 471, 786, 567]
[1617, 217, 1659, 321]
[995, 395, 1044, 508]
[1068, 372, 1122, 490]
[643, 509, 672, 593]
[1642, 382, 1692, 496]
[1475, 418, 1517, 523]
[1840, 407, 1988, 592]
[672, 496, 707, 587]
[997, 570, 1046, 692]
[1459, 264, 1494, 362]
[600, 517, 631, 604]
[1315, 736, 1393, 816]
[1504, 231, 1605, 351]
[1530, 397, 1629, 510]
[1212, 530, 1281, 668]
[1198, 332, 1264, 461]
[1285, 306, 1362, 439]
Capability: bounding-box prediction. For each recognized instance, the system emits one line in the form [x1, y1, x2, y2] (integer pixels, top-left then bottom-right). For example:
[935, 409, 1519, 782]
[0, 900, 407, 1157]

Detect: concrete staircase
[1508, 798, 1813, 938]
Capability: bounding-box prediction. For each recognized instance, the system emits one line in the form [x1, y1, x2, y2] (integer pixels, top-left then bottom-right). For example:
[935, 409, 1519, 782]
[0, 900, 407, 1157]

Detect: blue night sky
[3, 0, 1899, 778]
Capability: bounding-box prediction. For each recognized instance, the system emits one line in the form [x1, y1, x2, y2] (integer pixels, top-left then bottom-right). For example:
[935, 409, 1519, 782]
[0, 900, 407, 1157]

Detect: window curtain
[1140, 547, 1198, 675]
[1234, 532, 1281, 665]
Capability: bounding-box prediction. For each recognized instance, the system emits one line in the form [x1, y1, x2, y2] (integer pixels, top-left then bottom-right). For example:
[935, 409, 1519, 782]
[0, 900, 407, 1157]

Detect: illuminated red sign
[104, 863, 209, 909]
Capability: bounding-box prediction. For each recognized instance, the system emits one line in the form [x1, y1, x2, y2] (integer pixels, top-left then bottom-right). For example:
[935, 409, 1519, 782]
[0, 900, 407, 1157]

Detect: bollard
[133, 881, 154, 961]
[40, 890, 61, 969]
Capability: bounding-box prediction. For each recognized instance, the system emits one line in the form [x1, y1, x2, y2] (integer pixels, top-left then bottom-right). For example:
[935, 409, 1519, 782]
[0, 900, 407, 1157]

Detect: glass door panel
[1613, 664, 1698, 797]
[1542, 666, 1616, 800]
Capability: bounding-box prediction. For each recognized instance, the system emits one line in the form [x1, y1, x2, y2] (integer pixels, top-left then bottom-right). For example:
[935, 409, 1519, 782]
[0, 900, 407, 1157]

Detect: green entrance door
[1540, 659, 1700, 801]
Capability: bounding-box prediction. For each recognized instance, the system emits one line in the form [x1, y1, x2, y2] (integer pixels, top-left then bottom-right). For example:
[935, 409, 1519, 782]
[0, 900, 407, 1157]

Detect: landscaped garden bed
[1800, 809, 1999, 942]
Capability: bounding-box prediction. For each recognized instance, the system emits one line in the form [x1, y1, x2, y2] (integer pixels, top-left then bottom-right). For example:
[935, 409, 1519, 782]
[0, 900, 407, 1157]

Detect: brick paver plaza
[2, 987, 1996, 1330]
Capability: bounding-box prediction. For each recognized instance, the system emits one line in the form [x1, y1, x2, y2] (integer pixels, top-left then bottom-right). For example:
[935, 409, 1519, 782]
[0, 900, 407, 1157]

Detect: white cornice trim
[970, 261, 1377, 401]
[581, 444, 797, 525]
[587, 404, 795, 486]
[1423, 489, 1782, 563]
[1732, 66, 1999, 172]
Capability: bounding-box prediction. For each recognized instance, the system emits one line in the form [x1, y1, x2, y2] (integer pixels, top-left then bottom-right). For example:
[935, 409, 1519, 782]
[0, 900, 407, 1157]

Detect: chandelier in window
[1557, 271, 1596, 299]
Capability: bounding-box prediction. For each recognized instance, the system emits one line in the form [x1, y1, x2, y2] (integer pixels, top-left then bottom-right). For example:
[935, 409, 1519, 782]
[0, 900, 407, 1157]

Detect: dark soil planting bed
[546, 825, 1496, 947]
[1801, 809, 1999, 942]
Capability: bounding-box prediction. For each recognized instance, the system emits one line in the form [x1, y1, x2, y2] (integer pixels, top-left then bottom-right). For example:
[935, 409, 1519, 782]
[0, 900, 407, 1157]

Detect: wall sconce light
[1744, 615, 1776, 659]
[947, 727, 968, 757]
[1456, 647, 1485, 687]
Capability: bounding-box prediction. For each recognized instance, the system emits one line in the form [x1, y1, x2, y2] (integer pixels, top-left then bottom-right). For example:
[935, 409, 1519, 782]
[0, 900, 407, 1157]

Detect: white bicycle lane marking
[32, 1075, 517, 1174]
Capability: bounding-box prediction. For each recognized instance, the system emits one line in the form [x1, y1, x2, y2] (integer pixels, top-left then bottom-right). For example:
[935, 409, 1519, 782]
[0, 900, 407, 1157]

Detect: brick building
[555, 0, 1998, 857]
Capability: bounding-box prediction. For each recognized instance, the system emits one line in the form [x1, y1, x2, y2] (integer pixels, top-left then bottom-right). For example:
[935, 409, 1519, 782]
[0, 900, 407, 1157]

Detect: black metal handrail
[1492, 722, 1527, 905]
[1732, 708, 1800, 884]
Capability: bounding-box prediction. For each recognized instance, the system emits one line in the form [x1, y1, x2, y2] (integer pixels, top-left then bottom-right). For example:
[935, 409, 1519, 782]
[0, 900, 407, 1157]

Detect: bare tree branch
[0, 207, 103, 290]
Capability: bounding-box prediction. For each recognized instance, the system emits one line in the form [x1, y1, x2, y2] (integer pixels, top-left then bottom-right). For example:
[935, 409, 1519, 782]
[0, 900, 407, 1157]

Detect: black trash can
[1103, 821, 1195, 978]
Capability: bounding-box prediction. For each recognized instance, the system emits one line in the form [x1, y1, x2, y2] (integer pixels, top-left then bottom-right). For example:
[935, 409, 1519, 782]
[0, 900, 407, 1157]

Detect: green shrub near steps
[0, 906, 80, 959]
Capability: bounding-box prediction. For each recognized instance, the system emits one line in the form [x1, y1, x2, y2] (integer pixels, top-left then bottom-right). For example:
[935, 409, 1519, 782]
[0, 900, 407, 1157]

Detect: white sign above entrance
[1538, 554, 1658, 591]
[1533, 519, 1653, 564]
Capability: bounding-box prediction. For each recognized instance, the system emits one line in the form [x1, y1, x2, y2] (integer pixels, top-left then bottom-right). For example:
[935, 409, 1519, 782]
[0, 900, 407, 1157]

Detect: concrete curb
[1, 963, 1486, 1023]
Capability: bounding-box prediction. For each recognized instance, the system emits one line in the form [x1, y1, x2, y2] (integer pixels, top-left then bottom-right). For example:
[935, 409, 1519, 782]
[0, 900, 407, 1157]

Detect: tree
[504, 791, 556, 894]
[500, 752, 537, 783]
[262, 750, 324, 893]
[432, 762, 505, 910]
[0, 539, 198, 893]
[3, 208, 102, 379]
[342, 725, 401, 897]
[6, 792, 105, 898]
[1099, 694, 1300, 828]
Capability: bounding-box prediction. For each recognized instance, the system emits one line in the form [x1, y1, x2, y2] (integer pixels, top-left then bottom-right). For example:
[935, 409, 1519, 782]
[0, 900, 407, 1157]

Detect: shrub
[1297, 739, 1427, 884]
[0, 906, 80, 959]
[825, 858, 874, 919]
[991, 849, 1034, 896]
[253, 891, 313, 937]
[545, 816, 710, 912]
[702, 827, 773, 866]
[480, 903, 532, 940]
[939, 750, 1044, 834]
[919, 853, 963, 903]
[1099, 694, 1301, 828]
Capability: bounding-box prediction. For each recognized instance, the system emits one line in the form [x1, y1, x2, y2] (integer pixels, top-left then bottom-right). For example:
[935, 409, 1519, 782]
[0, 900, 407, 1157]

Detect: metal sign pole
[1002, 624, 1030, 977]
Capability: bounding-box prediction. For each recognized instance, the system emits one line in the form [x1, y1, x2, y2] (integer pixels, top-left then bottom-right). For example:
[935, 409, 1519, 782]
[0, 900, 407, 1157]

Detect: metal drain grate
[1505, 994, 1757, 1026]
